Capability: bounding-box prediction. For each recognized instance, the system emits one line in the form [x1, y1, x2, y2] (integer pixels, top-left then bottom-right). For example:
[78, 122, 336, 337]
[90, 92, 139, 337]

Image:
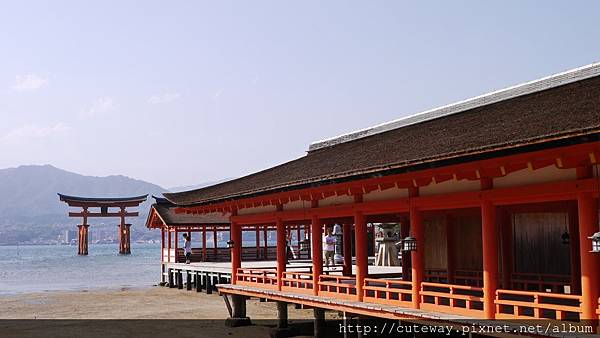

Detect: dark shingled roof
[150, 196, 229, 225]
[164, 74, 600, 206]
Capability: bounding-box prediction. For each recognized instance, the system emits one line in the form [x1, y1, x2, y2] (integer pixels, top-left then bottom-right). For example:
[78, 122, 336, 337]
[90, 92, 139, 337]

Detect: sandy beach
[0, 286, 337, 337]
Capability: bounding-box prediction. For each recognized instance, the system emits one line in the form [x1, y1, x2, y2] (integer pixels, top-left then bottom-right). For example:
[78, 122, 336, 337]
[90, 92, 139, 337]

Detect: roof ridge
[308, 62, 600, 152]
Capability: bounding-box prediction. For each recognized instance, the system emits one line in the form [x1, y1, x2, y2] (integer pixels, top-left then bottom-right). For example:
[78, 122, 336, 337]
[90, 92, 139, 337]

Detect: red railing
[318, 275, 357, 300]
[420, 282, 485, 317]
[510, 273, 570, 294]
[281, 271, 314, 295]
[495, 289, 582, 320]
[363, 278, 412, 307]
[597, 298, 600, 321]
[236, 268, 278, 290]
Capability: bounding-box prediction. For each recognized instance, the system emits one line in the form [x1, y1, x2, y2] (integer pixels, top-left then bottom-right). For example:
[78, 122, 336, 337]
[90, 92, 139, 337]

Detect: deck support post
[225, 295, 251, 327]
[196, 272, 202, 292]
[354, 211, 367, 302]
[276, 217, 286, 291]
[277, 301, 288, 328]
[410, 205, 424, 309]
[205, 272, 212, 294]
[269, 301, 294, 338]
[343, 223, 352, 276]
[311, 215, 323, 296]
[481, 200, 498, 319]
[577, 192, 600, 319]
[168, 268, 174, 288]
[231, 220, 241, 285]
[177, 270, 183, 290]
[313, 308, 325, 338]
[186, 271, 192, 290]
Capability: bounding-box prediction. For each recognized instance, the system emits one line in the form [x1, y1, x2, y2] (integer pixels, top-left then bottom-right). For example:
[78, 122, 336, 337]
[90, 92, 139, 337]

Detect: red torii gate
[58, 194, 148, 255]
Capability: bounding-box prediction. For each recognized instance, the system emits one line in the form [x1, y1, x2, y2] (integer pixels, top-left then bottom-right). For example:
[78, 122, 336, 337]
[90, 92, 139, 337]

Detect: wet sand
[0, 287, 337, 337]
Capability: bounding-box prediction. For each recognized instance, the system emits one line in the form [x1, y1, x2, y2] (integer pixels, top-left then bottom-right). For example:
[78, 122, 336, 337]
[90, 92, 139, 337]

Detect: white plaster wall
[238, 204, 277, 215]
[419, 178, 481, 196]
[318, 194, 354, 207]
[494, 166, 576, 189]
[363, 186, 408, 202]
[283, 199, 311, 211]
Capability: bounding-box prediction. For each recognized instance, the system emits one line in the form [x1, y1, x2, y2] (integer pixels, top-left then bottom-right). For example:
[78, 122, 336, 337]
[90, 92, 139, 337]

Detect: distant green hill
[0, 165, 167, 245]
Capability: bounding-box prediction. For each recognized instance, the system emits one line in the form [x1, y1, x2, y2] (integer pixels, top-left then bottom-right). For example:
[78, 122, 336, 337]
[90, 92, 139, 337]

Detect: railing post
[577, 192, 600, 319]
[311, 215, 323, 296]
[354, 211, 368, 302]
[481, 200, 499, 319]
[410, 205, 424, 309]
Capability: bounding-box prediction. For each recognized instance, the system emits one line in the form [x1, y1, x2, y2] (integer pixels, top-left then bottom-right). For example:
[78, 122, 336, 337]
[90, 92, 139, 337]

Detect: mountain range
[0, 164, 210, 245]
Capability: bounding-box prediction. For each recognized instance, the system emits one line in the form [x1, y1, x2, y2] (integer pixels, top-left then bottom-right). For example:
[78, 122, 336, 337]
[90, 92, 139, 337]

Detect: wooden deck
[161, 259, 403, 294]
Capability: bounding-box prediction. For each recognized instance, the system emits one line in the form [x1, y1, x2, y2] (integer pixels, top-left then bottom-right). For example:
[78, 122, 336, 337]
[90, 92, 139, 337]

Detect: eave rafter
[175, 142, 600, 216]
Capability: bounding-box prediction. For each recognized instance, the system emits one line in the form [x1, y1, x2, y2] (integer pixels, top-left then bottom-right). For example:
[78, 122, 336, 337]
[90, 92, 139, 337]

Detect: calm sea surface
[0, 243, 161, 295]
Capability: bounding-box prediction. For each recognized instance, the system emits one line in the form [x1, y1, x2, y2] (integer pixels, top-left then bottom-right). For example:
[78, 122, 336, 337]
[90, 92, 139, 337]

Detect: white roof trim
[309, 62, 600, 152]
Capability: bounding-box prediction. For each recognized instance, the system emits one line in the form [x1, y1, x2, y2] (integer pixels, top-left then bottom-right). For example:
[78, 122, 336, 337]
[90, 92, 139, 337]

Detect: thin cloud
[80, 97, 115, 118]
[0, 122, 70, 144]
[147, 92, 182, 104]
[12, 73, 49, 91]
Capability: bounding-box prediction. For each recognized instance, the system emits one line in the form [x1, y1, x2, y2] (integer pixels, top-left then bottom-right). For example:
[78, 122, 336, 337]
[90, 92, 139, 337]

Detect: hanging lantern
[402, 236, 417, 252]
[226, 240, 235, 249]
[589, 232, 600, 253]
[561, 231, 570, 245]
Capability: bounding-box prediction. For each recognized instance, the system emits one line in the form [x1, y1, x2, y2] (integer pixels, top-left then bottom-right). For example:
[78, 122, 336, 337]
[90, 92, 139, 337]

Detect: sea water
[0, 243, 160, 294]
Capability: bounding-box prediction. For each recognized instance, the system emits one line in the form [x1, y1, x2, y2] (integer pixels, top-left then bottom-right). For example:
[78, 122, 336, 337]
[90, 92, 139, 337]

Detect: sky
[1, 1, 600, 189]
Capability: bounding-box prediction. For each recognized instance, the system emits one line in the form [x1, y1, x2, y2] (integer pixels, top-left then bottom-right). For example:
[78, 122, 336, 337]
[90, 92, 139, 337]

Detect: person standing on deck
[182, 233, 191, 264]
[323, 227, 336, 266]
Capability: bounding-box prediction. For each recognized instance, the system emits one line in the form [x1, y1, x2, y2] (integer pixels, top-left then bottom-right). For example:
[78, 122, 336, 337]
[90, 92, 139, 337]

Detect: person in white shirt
[323, 227, 336, 266]
[182, 233, 192, 264]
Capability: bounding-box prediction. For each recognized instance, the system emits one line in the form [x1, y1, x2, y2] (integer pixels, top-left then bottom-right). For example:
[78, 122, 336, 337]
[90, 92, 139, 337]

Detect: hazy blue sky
[1, 1, 599, 188]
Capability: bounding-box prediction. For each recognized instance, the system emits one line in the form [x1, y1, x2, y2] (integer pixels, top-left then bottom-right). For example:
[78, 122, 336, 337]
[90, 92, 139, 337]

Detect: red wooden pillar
[174, 230, 179, 262]
[276, 218, 286, 291]
[354, 212, 368, 302]
[343, 223, 352, 276]
[311, 215, 323, 296]
[213, 227, 218, 257]
[481, 200, 499, 319]
[263, 225, 268, 259]
[577, 192, 600, 319]
[255, 225, 260, 259]
[568, 203, 581, 294]
[500, 211, 513, 290]
[231, 221, 242, 285]
[202, 225, 207, 261]
[410, 206, 424, 309]
[446, 215, 455, 284]
[161, 228, 165, 263]
[167, 230, 172, 262]
[119, 207, 126, 254]
[400, 216, 411, 281]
